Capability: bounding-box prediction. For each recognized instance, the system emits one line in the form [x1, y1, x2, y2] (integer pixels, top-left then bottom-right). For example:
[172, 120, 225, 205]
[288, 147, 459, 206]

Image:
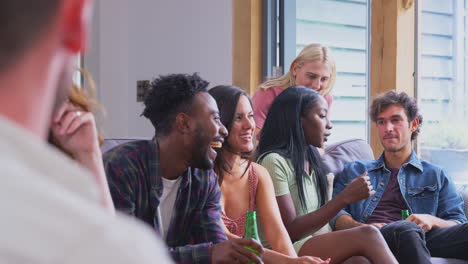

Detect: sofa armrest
[459, 188, 468, 218]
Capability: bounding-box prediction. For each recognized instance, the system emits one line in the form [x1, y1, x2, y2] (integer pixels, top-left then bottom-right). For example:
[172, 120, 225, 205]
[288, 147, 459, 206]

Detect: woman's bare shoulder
[251, 162, 271, 181]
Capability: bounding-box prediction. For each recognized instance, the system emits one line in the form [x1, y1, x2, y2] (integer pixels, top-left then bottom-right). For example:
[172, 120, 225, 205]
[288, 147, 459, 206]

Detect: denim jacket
[330, 150, 467, 230]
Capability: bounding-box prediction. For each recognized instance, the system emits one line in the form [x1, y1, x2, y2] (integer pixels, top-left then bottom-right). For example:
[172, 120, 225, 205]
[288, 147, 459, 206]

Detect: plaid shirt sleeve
[168, 170, 226, 264]
[168, 242, 212, 264]
[103, 148, 139, 216]
[194, 170, 227, 244]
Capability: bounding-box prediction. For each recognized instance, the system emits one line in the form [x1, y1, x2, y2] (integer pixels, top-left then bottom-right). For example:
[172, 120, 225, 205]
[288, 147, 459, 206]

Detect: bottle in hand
[401, 209, 410, 220]
[243, 211, 262, 263]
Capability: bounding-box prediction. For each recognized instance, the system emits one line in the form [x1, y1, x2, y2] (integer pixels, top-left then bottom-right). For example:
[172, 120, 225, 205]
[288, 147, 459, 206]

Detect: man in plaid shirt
[104, 73, 263, 264]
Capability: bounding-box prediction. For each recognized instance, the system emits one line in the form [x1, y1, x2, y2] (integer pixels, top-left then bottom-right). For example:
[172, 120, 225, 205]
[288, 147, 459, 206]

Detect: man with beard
[0, 0, 173, 263]
[104, 73, 264, 264]
[331, 91, 468, 263]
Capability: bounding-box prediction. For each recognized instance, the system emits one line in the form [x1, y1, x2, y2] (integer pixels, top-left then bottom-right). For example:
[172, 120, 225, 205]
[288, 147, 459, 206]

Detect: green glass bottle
[243, 211, 262, 263]
[401, 209, 410, 220]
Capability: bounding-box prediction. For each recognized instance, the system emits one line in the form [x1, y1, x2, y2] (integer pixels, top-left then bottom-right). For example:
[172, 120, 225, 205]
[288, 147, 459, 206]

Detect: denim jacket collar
[369, 150, 423, 172]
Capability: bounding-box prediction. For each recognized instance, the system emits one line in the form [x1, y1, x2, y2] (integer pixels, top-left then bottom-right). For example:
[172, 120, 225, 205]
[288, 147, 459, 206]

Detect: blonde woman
[253, 43, 336, 132]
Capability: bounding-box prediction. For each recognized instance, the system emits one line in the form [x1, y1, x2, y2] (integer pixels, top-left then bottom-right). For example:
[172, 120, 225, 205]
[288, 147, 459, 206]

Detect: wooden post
[370, 0, 415, 156]
[232, 0, 262, 95]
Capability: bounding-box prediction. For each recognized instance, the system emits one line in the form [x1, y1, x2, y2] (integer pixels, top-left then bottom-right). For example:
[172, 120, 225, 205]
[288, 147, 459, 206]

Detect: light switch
[137, 80, 150, 102]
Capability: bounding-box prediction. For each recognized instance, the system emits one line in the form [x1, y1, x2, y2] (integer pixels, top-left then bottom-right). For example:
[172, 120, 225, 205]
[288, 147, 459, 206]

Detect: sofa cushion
[432, 257, 468, 264]
[101, 137, 151, 153]
[322, 138, 374, 175]
[458, 188, 468, 219]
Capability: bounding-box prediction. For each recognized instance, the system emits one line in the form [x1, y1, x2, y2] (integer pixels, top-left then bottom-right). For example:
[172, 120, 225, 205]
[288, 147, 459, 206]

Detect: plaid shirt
[104, 140, 227, 263]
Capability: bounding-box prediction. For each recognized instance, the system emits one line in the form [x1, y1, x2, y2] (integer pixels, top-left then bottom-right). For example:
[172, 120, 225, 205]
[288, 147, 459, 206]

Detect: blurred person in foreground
[49, 71, 114, 213]
[0, 0, 172, 263]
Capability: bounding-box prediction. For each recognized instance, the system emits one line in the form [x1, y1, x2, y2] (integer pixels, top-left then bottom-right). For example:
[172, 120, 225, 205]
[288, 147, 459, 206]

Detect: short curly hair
[142, 73, 209, 136]
[370, 91, 423, 140]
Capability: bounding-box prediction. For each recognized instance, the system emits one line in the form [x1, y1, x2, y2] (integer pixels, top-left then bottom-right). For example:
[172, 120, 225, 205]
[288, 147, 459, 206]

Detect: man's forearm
[169, 243, 212, 264]
[335, 215, 365, 230]
[435, 219, 458, 229]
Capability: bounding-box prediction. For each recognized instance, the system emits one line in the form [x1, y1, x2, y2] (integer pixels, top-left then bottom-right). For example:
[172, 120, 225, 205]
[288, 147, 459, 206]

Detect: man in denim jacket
[331, 91, 468, 263]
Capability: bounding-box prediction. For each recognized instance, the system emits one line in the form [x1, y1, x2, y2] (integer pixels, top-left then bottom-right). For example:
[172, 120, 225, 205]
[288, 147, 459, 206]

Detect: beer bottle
[243, 211, 262, 263]
[401, 209, 410, 220]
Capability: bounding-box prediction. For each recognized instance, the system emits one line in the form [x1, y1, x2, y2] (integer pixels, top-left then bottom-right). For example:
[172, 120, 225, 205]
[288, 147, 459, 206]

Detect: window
[73, 55, 82, 88]
[262, 1, 468, 184]
[297, 0, 369, 144]
[272, 0, 370, 144]
[417, 0, 468, 184]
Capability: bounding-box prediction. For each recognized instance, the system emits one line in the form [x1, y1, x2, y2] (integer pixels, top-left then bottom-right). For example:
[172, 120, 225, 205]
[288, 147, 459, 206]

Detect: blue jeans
[380, 220, 468, 264]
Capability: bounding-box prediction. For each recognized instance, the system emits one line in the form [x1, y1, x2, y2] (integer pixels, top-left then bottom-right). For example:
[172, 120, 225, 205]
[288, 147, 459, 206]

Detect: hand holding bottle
[211, 238, 263, 263]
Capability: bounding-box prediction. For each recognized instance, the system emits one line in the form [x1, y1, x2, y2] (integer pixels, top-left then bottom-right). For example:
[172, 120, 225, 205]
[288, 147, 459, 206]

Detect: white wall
[84, 0, 232, 138]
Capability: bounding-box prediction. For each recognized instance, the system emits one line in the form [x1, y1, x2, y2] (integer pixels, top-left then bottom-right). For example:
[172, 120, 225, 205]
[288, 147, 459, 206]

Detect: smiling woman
[209, 85, 330, 264]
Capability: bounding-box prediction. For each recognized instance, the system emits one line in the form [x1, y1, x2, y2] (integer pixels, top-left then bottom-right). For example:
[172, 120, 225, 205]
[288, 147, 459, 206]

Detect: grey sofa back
[461, 190, 468, 217]
[101, 137, 151, 154]
[322, 138, 375, 175]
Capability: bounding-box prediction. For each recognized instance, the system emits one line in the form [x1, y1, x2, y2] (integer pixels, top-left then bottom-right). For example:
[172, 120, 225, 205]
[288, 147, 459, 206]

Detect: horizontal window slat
[421, 12, 454, 35]
[297, 0, 367, 27]
[422, 0, 453, 14]
[297, 22, 366, 50]
[326, 123, 366, 144]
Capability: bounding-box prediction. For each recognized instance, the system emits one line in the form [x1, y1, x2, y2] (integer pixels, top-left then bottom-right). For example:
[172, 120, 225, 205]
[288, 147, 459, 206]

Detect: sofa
[323, 138, 468, 264]
[103, 137, 468, 263]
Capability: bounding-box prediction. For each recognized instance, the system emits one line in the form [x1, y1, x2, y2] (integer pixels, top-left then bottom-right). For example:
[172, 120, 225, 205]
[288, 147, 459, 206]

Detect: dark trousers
[379, 220, 468, 264]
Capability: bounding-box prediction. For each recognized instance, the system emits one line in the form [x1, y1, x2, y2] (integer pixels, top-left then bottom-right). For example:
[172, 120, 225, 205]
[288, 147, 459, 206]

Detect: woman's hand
[339, 174, 376, 205]
[50, 100, 115, 214]
[51, 100, 100, 158]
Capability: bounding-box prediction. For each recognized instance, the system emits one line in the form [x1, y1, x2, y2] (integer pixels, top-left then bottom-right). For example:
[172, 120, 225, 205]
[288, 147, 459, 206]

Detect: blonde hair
[259, 43, 336, 96]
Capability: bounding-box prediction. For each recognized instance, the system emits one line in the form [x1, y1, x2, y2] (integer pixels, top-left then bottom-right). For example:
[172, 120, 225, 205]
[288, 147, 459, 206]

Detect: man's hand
[211, 238, 264, 263]
[406, 214, 439, 231]
[339, 174, 376, 204]
[287, 256, 331, 264]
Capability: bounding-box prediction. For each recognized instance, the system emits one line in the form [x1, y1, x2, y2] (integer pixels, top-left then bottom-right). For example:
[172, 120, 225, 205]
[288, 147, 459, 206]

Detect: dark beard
[384, 143, 406, 153]
[191, 124, 213, 170]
